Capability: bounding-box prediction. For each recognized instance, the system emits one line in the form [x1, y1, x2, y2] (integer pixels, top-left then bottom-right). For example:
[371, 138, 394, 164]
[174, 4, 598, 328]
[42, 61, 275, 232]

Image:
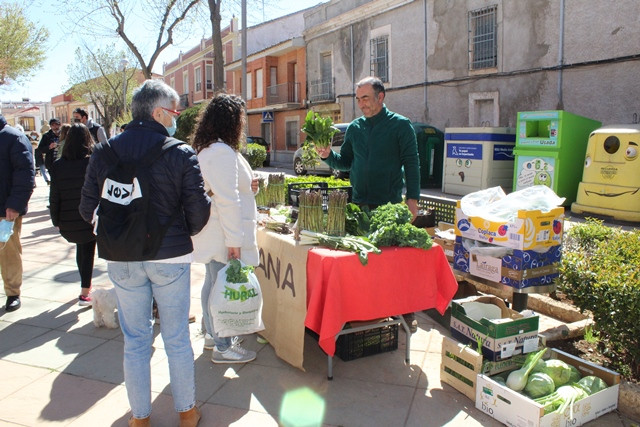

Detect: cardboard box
[450, 295, 539, 361]
[427, 222, 455, 262]
[476, 349, 621, 427]
[454, 201, 564, 251]
[453, 237, 561, 289]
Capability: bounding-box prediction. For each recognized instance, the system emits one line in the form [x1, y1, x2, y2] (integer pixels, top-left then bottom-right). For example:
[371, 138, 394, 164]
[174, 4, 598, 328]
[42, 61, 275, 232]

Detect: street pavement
[0, 173, 635, 426]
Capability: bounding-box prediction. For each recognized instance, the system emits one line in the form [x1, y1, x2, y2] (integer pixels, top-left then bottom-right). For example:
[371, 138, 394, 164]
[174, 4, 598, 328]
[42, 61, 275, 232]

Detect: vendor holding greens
[316, 76, 421, 332]
[315, 76, 420, 218]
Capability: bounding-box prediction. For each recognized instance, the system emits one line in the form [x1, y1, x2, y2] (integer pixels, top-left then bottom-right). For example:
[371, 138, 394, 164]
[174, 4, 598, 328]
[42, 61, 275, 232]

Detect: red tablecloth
[304, 244, 459, 356]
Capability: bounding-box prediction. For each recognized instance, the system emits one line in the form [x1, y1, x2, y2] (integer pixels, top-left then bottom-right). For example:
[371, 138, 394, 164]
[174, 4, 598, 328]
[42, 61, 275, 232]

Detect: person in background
[72, 108, 107, 144]
[56, 123, 72, 159]
[316, 76, 421, 333]
[191, 93, 260, 364]
[49, 124, 96, 306]
[79, 79, 210, 427]
[0, 115, 35, 312]
[38, 118, 62, 175]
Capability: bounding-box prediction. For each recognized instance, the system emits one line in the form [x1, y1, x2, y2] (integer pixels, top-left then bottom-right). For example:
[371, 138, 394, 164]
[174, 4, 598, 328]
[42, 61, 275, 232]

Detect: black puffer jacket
[79, 119, 211, 260]
[50, 157, 94, 244]
[0, 116, 35, 215]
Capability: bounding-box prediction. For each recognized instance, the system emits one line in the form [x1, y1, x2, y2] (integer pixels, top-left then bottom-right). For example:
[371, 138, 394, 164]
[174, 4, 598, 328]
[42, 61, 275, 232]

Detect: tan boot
[128, 416, 150, 427]
[179, 406, 201, 427]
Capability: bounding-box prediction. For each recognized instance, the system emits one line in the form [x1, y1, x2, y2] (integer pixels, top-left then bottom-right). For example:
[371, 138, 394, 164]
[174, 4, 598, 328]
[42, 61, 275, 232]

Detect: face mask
[0, 220, 14, 244]
[166, 116, 177, 136]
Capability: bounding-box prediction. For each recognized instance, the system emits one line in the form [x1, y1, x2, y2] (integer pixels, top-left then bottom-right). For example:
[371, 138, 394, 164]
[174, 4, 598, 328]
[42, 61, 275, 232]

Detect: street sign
[262, 111, 274, 123]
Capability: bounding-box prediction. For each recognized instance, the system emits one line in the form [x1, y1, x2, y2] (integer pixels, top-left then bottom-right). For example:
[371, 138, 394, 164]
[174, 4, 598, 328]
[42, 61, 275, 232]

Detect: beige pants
[0, 216, 23, 297]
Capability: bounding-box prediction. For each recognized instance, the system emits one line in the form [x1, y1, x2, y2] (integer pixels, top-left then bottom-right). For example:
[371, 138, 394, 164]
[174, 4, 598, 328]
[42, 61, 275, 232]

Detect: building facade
[304, 0, 640, 130]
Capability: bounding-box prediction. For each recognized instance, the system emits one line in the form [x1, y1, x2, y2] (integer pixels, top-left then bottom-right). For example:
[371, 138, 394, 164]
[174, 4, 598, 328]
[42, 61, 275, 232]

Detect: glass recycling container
[442, 127, 516, 196]
[513, 110, 601, 205]
[571, 125, 640, 222]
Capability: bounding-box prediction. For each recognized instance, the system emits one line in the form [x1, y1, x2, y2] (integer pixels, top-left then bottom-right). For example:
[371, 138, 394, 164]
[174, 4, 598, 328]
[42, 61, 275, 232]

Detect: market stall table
[254, 227, 459, 373]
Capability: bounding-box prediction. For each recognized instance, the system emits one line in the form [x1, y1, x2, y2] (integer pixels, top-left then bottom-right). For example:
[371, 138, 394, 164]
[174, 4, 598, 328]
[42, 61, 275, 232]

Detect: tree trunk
[208, 0, 225, 92]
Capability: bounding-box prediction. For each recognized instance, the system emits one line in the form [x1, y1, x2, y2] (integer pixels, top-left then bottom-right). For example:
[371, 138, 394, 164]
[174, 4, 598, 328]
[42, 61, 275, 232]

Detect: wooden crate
[440, 336, 483, 401]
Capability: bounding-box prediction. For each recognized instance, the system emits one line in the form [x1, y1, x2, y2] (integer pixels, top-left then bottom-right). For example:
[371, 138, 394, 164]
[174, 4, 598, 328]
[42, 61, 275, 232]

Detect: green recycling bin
[412, 123, 444, 189]
[513, 110, 601, 205]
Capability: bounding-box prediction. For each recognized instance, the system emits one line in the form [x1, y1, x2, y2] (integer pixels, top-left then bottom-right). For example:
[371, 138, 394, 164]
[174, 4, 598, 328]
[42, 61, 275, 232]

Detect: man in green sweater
[317, 76, 420, 217]
[316, 76, 421, 332]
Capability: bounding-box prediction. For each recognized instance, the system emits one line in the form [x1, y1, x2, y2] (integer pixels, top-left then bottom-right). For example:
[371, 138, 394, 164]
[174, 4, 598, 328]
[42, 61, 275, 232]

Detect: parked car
[293, 123, 349, 178]
[247, 136, 271, 166]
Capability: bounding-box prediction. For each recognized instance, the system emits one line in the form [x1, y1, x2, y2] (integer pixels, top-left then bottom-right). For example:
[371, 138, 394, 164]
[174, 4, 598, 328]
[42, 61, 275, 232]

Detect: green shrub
[243, 143, 266, 169]
[558, 218, 640, 378]
[175, 103, 206, 143]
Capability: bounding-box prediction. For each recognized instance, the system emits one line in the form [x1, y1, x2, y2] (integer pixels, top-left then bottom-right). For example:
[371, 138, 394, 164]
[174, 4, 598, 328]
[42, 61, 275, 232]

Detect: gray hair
[356, 76, 386, 97]
[131, 79, 180, 120]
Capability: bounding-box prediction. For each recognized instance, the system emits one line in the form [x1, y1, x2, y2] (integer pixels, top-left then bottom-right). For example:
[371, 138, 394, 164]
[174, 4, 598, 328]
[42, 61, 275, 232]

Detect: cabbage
[577, 376, 608, 395]
[524, 372, 555, 398]
[539, 359, 572, 387]
[568, 364, 582, 384]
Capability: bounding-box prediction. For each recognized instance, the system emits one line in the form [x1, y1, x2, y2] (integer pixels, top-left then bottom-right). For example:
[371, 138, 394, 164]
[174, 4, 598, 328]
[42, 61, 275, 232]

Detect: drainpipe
[351, 24, 356, 119]
[557, 0, 565, 110]
[423, 0, 428, 122]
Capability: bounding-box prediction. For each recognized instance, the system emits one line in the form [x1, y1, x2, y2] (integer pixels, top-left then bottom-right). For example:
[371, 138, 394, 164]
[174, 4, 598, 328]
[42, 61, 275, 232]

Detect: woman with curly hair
[191, 93, 260, 364]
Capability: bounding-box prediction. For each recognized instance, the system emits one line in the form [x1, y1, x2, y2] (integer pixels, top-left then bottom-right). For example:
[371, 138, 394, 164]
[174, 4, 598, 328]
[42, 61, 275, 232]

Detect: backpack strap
[141, 137, 184, 167]
[93, 141, 119, 167]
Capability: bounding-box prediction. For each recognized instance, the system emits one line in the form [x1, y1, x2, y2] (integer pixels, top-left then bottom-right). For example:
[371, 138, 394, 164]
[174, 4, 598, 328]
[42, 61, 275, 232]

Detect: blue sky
[0, 0, 325, 102]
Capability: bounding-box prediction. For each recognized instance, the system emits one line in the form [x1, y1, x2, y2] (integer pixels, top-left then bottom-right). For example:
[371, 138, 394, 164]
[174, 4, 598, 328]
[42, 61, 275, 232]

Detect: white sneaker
[203, 334, 215, 350]
[204, 335, 243, 351]
[211, 344, 256, 364]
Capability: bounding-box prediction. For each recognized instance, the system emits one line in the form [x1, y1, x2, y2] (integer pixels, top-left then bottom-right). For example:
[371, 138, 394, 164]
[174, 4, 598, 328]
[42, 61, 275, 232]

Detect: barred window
[370, 36, 389, 82]
[469, 5, 497, 70]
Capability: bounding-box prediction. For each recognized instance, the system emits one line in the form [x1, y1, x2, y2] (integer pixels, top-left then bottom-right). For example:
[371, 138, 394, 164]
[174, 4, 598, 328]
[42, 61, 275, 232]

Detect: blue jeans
[108, 262, 195, 418]
[201, 260, 231, 351]
[39, 164, 49, 183]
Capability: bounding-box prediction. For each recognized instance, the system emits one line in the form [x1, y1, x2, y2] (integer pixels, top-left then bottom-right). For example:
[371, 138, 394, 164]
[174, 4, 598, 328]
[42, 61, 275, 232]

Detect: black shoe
[6, 296, 21, 312]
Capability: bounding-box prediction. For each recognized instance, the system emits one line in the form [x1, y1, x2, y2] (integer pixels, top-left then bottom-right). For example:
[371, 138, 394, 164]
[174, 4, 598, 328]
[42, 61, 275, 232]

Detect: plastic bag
[460, 185, 565, 222]
[0, 220, 14, 245]
[209, 260, 265, 338]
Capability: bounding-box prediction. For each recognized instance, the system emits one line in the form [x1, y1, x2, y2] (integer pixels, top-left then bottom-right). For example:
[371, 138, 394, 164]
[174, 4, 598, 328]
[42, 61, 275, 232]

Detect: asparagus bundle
[254, 176, 268, 207]
[297, 190, 324, 233]
[267, 173, 286, 206]
[326, 190, 348, 236]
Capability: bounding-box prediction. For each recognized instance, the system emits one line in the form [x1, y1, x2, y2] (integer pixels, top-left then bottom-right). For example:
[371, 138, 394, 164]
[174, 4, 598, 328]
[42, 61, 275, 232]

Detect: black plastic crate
[418, 195, 458, 225]
[336, 323, 398, 361]
[287, 182, 352, 211]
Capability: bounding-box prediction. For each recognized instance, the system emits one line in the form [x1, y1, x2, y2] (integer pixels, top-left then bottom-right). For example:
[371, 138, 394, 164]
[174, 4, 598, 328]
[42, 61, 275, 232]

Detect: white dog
[91, 288, 118, 328]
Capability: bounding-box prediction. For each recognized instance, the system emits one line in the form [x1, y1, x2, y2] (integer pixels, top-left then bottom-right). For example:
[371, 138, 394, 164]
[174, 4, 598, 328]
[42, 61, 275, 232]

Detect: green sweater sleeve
[398, 120, 420, 200]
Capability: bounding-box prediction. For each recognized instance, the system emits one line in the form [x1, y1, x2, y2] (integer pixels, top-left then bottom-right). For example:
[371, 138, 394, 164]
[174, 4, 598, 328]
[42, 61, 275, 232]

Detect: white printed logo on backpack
[101, 177, 143, 205]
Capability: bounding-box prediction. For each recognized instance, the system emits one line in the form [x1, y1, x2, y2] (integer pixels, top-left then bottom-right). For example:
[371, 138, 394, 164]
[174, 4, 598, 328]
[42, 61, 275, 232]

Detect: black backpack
[93, 138, 183, 261]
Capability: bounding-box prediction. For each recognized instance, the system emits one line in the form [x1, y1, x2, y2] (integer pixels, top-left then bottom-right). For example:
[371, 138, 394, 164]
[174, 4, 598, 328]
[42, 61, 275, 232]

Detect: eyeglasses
[161, 107, 180, 116]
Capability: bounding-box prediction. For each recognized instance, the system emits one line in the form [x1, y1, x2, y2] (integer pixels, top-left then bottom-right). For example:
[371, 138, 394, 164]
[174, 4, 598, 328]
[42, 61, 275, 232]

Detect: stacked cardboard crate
[453, 200, 564, 289]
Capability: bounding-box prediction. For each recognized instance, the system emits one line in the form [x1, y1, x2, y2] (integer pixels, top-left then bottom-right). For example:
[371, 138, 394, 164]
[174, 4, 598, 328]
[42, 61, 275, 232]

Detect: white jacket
[192, 141, 259, 266]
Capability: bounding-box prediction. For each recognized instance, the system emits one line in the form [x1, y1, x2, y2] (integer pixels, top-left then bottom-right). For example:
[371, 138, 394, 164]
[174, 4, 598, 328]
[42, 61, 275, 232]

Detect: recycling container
[442, 127, 516, 196]
[412, 123, 444, 189]
[571, 124, 640, 222]
[513, 110, 601, 205]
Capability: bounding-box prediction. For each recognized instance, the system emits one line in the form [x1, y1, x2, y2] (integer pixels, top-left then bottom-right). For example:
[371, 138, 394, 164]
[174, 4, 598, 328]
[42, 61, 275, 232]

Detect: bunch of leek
[298, 230, 380, 266]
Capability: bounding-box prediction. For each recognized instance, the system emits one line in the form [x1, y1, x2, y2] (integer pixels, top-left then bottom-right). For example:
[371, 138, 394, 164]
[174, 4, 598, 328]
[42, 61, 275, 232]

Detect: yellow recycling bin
[571, 125, 640, 222]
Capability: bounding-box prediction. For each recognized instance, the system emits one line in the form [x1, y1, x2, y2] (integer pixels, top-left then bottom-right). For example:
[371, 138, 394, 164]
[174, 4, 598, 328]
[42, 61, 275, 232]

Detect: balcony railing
[179, 93, 189, 109]
[266, 82, 300, 105]
[308, 78, 335, 103]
